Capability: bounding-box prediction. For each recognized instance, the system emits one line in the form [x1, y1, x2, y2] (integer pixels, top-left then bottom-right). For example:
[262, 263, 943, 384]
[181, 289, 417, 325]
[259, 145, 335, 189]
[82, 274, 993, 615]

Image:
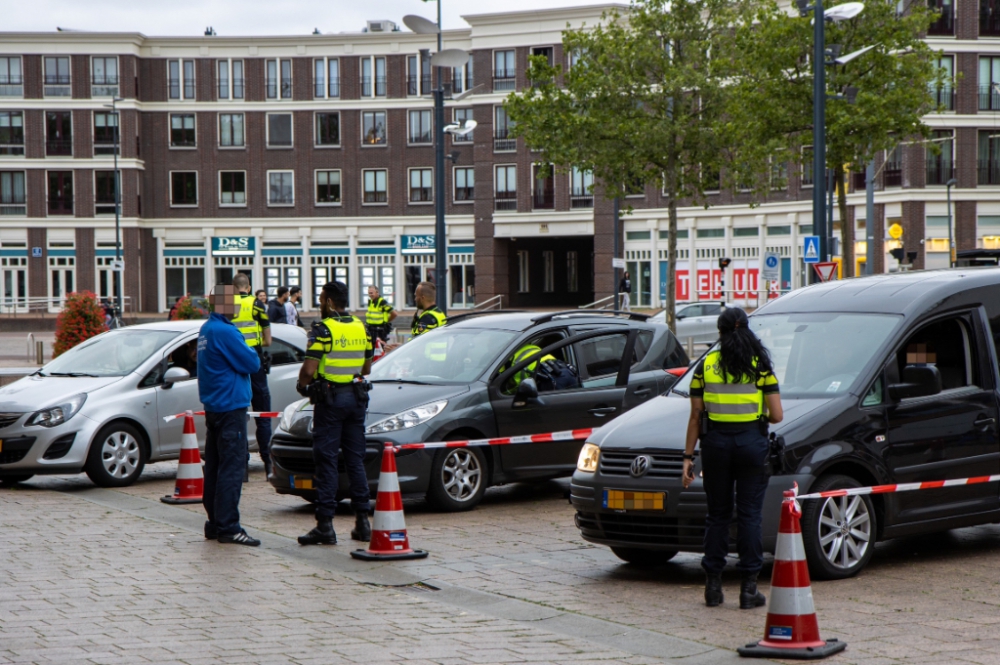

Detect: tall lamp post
[946, 177, 957, 267]
[103, 97, 124, 325]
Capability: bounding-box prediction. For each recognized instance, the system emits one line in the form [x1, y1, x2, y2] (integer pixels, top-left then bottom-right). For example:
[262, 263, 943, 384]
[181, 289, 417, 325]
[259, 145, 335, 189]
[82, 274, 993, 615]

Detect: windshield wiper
[48, 372, 99, 378]
[370, 378, 431, 385]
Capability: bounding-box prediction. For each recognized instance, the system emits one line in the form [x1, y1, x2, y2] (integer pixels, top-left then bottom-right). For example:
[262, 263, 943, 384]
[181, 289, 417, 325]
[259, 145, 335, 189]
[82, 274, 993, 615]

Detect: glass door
[450, 264, 476, 308]
[49, 256, 75, 311]
[1, 256, 27, 312]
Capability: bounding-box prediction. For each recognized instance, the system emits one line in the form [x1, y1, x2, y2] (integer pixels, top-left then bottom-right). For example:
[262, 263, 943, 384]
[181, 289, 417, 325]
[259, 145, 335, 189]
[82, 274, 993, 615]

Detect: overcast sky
[2, 0, 617, 36]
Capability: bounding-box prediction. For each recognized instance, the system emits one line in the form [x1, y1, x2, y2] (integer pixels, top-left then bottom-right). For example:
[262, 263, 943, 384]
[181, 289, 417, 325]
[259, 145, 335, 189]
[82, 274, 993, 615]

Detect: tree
[53, 291, 108, 357]
[505, 0, 780, 330]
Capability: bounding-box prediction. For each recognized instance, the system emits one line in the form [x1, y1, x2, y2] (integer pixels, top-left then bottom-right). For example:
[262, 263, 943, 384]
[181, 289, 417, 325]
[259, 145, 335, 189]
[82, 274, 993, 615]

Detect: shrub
[53, 291, 108, 357]
[170, 294, 208, 321]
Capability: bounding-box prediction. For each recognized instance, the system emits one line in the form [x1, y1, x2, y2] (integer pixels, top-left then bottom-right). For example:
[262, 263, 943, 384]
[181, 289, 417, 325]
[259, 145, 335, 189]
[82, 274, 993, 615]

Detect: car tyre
[801, 474, 876, 580]
[426, 446, 488, 512]
[610, 547, 678, 566]
[0, 474, 34, 487]
[85, 422, 147, 488]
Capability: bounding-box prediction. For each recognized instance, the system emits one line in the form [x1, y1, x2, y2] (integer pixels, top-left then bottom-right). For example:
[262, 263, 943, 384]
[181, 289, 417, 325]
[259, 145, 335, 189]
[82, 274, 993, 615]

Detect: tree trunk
[836, 169, 853, 278]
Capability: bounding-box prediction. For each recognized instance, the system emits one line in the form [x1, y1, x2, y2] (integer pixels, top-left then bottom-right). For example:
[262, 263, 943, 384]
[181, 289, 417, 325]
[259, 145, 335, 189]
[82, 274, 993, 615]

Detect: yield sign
[813, 262, 839, 282]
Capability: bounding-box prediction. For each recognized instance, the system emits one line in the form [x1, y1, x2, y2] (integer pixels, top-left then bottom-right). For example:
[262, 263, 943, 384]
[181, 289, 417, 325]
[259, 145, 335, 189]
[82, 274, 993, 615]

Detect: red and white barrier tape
[162, 410, 280, 423]
[797, 474, 1000, 500]
[396, 428, 595, 451]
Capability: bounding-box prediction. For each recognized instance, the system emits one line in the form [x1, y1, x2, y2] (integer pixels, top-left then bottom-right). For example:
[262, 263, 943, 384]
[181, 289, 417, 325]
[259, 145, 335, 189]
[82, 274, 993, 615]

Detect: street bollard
[36, 340, 44, 365]
[686, 336, 694, 360]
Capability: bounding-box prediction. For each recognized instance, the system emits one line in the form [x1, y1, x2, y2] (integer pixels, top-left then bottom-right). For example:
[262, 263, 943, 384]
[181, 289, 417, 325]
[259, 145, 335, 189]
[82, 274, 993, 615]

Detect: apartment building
[0, 1, 997, 314]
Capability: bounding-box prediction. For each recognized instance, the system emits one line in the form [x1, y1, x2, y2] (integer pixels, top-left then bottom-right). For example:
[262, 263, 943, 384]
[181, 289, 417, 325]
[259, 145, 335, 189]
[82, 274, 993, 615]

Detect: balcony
[532, 188, 554, 210]
[47, 197, 73, 216]
[926, 161, 954, 185]
[219, 78, 245, 99]
[980, 85, 1000, 110]
[91, 76, 119, 98]
[493, 69, 516, 92]
[44, 75, 71, 97]
[980, 161, 1000, 184]
[928, 1, 954, 35]
[406, 74, 431, 96]
[494, 128, 516, 152]
[982, 1, 1000, 35]
[0, 75, 22, 97]
[266, 78, 293, 99]
[570, 193, 594, 208]
[46, 140, 72, 156]
[494, 191, 517, 211]
[931, 86, 955, 111]
[361, 76, 387, 97]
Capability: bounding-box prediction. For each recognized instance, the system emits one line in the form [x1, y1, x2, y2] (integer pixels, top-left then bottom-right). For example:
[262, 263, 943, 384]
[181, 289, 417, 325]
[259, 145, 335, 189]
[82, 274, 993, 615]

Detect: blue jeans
[700, 427, 770, 575]
[250, 362, 271, 462]
[312, 388, 371, 520]
[203, 408, 248, 536]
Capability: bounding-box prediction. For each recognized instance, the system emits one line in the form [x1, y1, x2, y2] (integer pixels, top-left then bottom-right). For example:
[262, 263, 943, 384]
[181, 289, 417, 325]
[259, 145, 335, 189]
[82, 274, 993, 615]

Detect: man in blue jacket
[198, 284, 262, 546]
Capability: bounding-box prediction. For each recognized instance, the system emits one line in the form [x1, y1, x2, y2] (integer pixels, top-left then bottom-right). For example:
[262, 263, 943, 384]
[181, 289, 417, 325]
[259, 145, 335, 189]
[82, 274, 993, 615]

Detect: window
[266, 58, 292, 99]
[494, 106, 515, 151]
[733, 227, 759, 237]
[543, 251, 555, 292]
[898, 318, 975, 391]
[984, 0, 1000, 36]
[314, 57, 340, 98]
[91, 56, 118, 97]
[454, 167, 474, 202]
[0, 171, 26, 216]
[362, 111, 386, 145]
[44, 56, 70, 96]
[493, 50, 515, 92]
[574, 332, 630, 382]
[170, 114, 196, 147]
[530, 47, 554, 86]
[697, 228, 725, 239]
[406, 55, 429, 96]
[315, 112, 340, 146]
[267, 113, 293, 147]
[626, 231, 651, 240]
[770, 158, 788, 190]
[932, 55, 954, 111]
[453, 108, 473, 143]
[0, 112, 24, 156]
[981, 57, 1000, 111]
[767, 225, 792, 236]
[315, 170, 341, 204]
[517, 250, 529, 292]
[533, 164, 554, 209]
[0, 57, 22, 97]
[46, 111, 72, 156]
[409, 168, 433, 203]
[47, 171, 73, 216]
[568, 48, 586, 69]
[171, 172, 198, 206]
[363, 169, 388, 204]
[408, 110, 432, 144]
[928, 0, 954, 35]
[93, 111, 119, 155]
[217, 59, 244, 100]
[927, 130, 954, 185]
[495, 164, 516, 211]
[168, 59, 195, 100]
[95, 171, 118, 215]
[980, 130, 1000, 185]
[268, 171, 294, 205]
[800, 146, 814, 187]
[567, 251, 579, 292]
[571, 167, 594, 208]
[219, 171, 246, 206]
[361, 56, 386, 97]
[452, 55, 474, 94]
[219, 113, 244, 147]
[269, 338, 305, 366]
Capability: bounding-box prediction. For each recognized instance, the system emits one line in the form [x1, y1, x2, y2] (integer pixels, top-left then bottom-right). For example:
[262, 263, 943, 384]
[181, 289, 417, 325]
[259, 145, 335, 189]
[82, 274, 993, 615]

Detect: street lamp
[102, 97, 123, 326]
[946, 177, 957, 267]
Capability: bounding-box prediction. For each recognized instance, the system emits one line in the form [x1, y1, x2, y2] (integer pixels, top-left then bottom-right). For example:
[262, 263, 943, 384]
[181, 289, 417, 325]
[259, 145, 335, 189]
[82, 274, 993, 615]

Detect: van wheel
[801, 474, 876, 580]
[610, 547, 678, 566]
[427, 446, 487, 512]
[85, 423, 147, 488]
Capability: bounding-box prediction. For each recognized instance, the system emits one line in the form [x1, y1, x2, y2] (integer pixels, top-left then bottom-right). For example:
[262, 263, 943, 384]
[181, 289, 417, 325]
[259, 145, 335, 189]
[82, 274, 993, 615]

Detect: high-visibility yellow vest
[508, 344, 556, 386]
[413, 306, 448, 361]
[366, 297, 392, 325]
[315, 315, 370, 384]
[701, 350, 770, 423]
[233, 294, 262, 348]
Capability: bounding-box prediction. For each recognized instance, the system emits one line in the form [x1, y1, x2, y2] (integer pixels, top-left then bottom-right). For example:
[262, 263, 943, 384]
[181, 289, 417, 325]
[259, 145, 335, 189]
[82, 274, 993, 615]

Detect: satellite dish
[431, 48, 471, 69]
[403, 15, 440, 34]
[825, 2, 864, 21]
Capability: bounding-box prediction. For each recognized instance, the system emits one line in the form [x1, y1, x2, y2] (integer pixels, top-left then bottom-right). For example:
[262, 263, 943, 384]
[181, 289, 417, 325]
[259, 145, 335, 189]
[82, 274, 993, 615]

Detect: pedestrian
[267, 286, 289, 325]
[618, 271, 632, 312]
[296, 280, 374, 546]
[365, 284, 396, 343]
[232, 273, 273, 478]
[197, 284, 262, 546]
[167, 296, 182, 321]
[682, 307, 783, 609]
[286, 286, 304, 327]
[255, 289, 267, 306]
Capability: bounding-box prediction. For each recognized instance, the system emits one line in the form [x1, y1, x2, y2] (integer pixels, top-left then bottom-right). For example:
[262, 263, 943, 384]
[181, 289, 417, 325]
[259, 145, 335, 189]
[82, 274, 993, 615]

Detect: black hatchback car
[572, 269, 1000, 579]
[270, 310, 688, 511]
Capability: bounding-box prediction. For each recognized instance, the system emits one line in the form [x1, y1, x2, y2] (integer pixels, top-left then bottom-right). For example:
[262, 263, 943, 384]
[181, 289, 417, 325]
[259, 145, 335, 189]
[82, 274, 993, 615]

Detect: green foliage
[54, 291, 107, 357]
[170, 294, 208, 320]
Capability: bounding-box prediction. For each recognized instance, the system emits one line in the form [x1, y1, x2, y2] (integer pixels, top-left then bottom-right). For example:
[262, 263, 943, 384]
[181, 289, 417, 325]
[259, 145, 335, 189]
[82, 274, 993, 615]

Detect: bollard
[686, 336, 694, 360]
[35, 340, 44, 365]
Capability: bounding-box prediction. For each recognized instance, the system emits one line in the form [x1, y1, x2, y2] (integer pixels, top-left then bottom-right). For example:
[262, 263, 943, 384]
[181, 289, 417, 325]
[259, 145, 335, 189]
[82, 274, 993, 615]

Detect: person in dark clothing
[167, 296, 182, 321]
[618, 271, 632, 311]
[267, 286, 289, 325]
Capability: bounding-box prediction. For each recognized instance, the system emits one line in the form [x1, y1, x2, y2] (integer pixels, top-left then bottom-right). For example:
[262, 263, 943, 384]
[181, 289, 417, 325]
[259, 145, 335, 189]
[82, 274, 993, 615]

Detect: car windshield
[672, 312, 901, 399]
[41, 329, 182, 377]
[370, 328, 518, 385]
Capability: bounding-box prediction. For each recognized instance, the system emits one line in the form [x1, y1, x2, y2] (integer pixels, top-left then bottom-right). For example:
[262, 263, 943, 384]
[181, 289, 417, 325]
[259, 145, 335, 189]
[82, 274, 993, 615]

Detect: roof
[757, 268, 1000, 317]
[448, 310, 647, 332]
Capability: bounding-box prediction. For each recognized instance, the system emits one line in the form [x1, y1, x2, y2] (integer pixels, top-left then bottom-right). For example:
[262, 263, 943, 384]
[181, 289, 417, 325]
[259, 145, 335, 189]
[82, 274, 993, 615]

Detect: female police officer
[681, 307, 783, 609]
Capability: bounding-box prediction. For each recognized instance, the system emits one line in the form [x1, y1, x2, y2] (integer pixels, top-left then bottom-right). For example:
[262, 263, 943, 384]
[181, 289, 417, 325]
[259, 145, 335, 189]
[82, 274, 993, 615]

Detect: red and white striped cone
[351, 443, 428, 561]
[738, 488, 846, 660]
[160, 411, 204, 505]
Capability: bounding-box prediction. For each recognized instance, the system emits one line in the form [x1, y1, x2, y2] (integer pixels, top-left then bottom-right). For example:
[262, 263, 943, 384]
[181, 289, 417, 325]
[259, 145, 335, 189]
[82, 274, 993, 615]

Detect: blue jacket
[197, 312, 261, 413]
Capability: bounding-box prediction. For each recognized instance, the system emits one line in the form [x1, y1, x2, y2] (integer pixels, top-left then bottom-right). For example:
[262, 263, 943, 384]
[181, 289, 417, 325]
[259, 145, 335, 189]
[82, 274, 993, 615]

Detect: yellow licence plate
[290, 476, 313, 490]
[603, 489, 665, 511]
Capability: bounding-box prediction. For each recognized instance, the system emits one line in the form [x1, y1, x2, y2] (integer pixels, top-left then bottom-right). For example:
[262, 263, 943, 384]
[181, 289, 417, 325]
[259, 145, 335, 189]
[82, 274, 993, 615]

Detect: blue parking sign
[803, 236, 820, 264]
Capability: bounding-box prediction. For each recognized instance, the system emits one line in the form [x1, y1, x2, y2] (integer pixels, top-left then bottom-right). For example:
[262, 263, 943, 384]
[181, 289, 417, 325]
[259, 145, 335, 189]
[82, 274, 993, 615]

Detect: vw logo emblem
[630, 455, 652, 478]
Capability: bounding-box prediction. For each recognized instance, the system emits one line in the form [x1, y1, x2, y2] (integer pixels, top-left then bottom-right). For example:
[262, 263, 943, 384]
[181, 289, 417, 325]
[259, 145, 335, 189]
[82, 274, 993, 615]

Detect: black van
[571, 269, 1000, 579]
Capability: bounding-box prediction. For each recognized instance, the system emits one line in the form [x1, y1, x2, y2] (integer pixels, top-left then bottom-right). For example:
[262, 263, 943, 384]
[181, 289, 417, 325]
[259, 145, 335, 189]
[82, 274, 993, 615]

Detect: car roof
[448, 311, 652, 332]
[758, 268, 1000, 317]
[116, 320, 306, 341]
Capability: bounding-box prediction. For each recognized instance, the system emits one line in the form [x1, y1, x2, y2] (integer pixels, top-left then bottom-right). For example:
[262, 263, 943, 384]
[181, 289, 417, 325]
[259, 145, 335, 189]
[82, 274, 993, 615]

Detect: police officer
[682, 307, 783, 610]
[232, 273, 273, 478]
[296, 280, 374, 546]
[411, 281, 447, 360]
[501, 343, 556, 390]
[365, 285, 397, 342]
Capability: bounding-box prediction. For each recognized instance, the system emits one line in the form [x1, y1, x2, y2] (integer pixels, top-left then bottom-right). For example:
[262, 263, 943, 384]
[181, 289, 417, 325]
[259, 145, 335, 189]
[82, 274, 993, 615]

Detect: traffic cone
[351, 443, 428, 561]
[161, 411, 204, 505]
[738, 489, 846, 660]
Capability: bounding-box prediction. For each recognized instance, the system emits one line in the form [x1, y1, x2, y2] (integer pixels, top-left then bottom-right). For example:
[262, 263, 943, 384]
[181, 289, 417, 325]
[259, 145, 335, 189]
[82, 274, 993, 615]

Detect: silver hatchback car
[0, 321, 306, 487]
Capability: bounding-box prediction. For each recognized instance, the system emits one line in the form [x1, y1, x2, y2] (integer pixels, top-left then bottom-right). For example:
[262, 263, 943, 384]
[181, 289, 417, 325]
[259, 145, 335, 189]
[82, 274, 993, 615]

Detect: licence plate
[603, 489, 665, 511]
[290, 476, 313, 490]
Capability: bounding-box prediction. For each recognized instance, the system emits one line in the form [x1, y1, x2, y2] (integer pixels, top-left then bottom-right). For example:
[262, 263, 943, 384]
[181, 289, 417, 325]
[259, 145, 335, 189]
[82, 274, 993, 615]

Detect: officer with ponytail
[682, 307, 783, 610]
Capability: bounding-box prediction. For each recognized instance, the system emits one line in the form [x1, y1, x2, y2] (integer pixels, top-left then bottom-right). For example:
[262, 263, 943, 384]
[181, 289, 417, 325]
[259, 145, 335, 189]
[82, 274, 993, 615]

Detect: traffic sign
[762, 251, 780, 281]
[111, 259, 124, 271]
[803, 236, 820, 264]
[31, 247, 42, 258]
[612, 258, 626, 269]
[813, 262, 838, 282]
[888, 223, 903, 240]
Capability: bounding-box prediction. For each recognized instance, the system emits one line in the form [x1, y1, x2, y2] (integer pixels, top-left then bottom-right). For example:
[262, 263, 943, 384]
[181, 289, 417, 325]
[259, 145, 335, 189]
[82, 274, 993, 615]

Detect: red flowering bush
[53, 291, 108, 357]
[170, 294, 208, 321]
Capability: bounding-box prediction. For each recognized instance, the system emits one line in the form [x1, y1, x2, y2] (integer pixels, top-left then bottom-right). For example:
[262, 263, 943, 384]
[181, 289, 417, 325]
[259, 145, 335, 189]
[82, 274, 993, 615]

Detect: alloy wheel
[818, 494, 872, 570]
[440, 449, 482, 502]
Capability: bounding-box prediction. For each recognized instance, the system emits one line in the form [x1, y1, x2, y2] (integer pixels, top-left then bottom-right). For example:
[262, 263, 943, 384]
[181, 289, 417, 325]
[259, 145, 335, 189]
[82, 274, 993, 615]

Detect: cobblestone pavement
[8, 462, 1000, 664]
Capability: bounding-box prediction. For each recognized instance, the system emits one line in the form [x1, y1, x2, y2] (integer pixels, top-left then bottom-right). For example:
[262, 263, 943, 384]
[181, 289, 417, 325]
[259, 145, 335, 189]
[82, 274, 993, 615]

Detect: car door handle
[633, 388, 651, 397]
[588, 406, 618, 416]
[975, 416, 996, 428]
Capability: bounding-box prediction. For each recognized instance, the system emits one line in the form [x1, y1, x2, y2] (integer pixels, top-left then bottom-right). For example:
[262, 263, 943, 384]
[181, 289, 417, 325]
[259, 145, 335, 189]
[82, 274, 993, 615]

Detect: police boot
[705, 573, 724, 607]
[262, 457, 273, 479]
[351, 512, 371, 542]
[739, 572, 767, 610]
[298, 518, 337, 545]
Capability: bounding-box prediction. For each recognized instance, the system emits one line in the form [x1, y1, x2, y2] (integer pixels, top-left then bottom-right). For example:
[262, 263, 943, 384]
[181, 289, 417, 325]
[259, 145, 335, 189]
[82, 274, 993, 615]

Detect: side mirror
[888, 364, 942, 401]
[163, 366, 191, 389]
[512, 378, 543, 408]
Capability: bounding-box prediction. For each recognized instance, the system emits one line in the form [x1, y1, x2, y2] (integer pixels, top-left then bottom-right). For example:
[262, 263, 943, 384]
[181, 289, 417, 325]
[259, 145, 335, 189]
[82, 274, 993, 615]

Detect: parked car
[572, 269, 1000, 579]
[0, 321, 306, 487]
[652, 302, 725, 346]
[269, 310, 690, 511]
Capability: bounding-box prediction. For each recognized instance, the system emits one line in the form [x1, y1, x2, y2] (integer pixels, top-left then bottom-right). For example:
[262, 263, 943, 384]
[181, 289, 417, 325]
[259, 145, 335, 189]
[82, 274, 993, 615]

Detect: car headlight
[26, 393, 87, 428]
[577, 443, 600, 473]
[365, 400, 447, 435]
[279, 398, 310, 433]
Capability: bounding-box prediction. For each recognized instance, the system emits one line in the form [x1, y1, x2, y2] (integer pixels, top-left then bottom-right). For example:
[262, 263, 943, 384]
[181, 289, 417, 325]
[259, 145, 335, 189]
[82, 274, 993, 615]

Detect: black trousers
[700, 427, 770, 575]
[203, 408, 248, 536]
[250, 362, 271, 462]
[312, 388, 371, 520]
